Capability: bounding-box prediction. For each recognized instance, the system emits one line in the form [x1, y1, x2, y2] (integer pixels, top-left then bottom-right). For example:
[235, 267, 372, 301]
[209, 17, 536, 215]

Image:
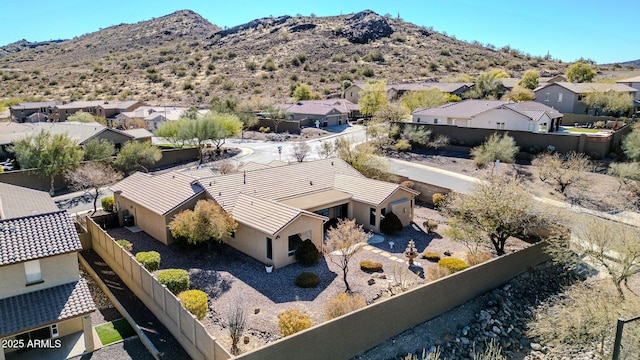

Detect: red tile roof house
[111, 158, 419, 269]
[0, 183, 96, 359]
[412, 99, 563, 133]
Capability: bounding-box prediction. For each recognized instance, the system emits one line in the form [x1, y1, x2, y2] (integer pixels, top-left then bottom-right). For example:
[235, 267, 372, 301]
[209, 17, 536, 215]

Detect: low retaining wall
[237, 242, 550, 360]
[395, 175, 451, 204]
[86, 218, 230, 360]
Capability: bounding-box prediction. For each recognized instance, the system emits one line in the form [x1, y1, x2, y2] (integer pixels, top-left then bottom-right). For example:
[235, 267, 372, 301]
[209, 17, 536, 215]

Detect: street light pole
[612, 315, 640, 360]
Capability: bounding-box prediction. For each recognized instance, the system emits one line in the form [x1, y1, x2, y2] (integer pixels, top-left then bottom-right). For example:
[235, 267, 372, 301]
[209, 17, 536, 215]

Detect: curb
[78, 253, 161, 360]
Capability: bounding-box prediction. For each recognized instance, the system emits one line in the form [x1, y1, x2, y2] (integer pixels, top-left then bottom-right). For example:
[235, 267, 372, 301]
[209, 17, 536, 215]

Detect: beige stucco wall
[229, 215, 324, 269]
[1, 317, 83, 354]
[344, 85, 363, 104]
[0, 252, 79, 299]
[474, 109, 551, 133]
[352, 190, 415, 233]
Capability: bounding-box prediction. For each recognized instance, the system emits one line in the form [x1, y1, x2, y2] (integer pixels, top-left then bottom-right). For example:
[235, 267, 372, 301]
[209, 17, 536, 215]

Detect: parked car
[0, 159, 14, 171]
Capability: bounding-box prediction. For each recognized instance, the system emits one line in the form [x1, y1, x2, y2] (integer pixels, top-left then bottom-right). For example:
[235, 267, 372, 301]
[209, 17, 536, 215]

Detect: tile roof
[537, 82, 638, 94]
[499, 78, 520, 89]
[111, 171, 205, 215]
[502, 101, 563, 119]
[422, 82, 474, 93]
[98, 100, 140, 110]
[334, 174, 419, 205]
[10, 101, 61, 111]
[238, 162, 271, 172]
[56, 100, 139, 110]
[0, 183, 59, 219]
[0, 279, 96, 337]
[121, 128, 153, 139]
[413, 100, 562, 121]
[0, 211, 81, 266]
[0, 121, 134, 145]
[276, 100, 358, 116]
[617, 75, 640, 83]
[0, 121, 31, 135]
[232, 194, 327, 235]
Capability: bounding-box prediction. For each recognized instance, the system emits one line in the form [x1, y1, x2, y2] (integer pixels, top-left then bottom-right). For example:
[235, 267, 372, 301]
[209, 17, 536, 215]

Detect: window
[557, 93, 563, 102]
[466, 120, 472, 127]
[370, 208, 376, 226]
[51, 324, 59, 338]
[544, 93, 550, 101]
[288, 234, 303, 257]
[578, 94, 585, 101]
[416, 118, 421, 123]
[24, 260, 42, 285]
[433, 118, 439, 124]
[496, 122, 505, 129]
[381, 208, 386, 218]
[266, 237, 272, 260]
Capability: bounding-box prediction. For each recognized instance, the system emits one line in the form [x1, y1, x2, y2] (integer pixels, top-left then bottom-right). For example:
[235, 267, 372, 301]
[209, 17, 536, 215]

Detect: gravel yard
[105, 204, 522, 355]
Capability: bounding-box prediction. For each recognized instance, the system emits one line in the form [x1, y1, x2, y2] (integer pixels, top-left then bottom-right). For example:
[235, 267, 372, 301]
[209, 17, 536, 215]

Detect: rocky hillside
[0, 10, 570, 106]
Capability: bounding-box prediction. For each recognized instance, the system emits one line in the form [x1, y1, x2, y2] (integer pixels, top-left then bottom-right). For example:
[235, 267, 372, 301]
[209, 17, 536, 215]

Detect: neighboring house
[412, 99, 563, 133]
[0, 121, 136, 150]
[344, 82, 473, 104]
[111, 171, 208, 245]
[616, 75, 640, 113]
[0, 184, 96, 359]
[51, 100, 144, 122]
[115, 106, 209, 130]
[539, 75, 567, 85]
[273, 100, 359, 128]
[9, 101, 61, 123]
[121, 128, 154, 143]
[533, 82, 637, 114]
[111, 159, 419, 268]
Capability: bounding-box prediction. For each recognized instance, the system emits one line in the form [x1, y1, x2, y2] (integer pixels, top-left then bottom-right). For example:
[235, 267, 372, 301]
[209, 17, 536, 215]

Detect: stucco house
[412, 99, 563, 133]
[344, 82, 473, 104]
[9, 101, 62, 123]
[616, 75, 640, 114]
[115, 106, 210, 130]
[111, 159, 419, 269]
[272, 100, 359, 128]
[533, 82, 637, 114]
[0, 183, 95, 359]
[51, 100, 144, 122]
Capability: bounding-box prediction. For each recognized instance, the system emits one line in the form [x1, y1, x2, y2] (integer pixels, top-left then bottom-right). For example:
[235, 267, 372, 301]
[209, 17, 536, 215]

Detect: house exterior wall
[0, 252, 79, 299]
[1, 317, 83, 354]
[228, 216, 324, 269]
[352, 190, 415, 233]
[289, 112, 348, 127]
[380, 190, 416, 226]
[534, 84, 581, 114]
[474, 109, 552, 133]
[619, 81, 640, 102]
[88, 130, 134, 147]
[96, 102, 143, 119]
[344, 85, 364, 104]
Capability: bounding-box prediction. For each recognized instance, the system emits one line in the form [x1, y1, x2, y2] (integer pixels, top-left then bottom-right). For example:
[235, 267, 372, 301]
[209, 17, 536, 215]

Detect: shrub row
[135, 251, 160, 271]
[178, 289, 208, 320]
[116, 239, 132, 252]
[158, 269, 190, 294]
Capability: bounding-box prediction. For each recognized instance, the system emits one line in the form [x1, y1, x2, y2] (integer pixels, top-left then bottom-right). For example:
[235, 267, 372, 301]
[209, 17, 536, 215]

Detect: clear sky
[1, 0, 637, 64]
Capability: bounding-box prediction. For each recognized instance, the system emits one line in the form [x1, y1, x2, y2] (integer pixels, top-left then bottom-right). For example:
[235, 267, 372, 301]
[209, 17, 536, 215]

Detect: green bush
[438, 258, 469, 273]
[424, 220, 438, 233]
[178, 290, 208, 320]
[394, 139, 412, 151]
[432, 193, 447, 208]
[157, 269, 190, 294]
[295, 239, 321, 265]
[324, 292, 367, 320]
[278, 309, 312, 336]
[259, 126, 271, 133]
[116, 239, 132, 252]
[135, 251, 160, 271]
[380, 212, 403, 235]
[295, 272, 319, 288]
[101, 196, 115, 212]
[422, 251, 441, 261]
[359, 260, 383, 272]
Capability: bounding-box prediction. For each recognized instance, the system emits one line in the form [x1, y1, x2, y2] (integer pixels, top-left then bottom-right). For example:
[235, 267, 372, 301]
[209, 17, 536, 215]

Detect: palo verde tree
[176, 112, 242, 162]
[518, 69, 540, 90]
[9, 130, 84, 194]
[502, 85, 535, 101]
[466, 69, 509, 99]
[292, 83, 322, 101]
[470, 133, 519, 169]
[264, 105, 289, 133]
[334, 137, 392, 181]
[154, 120, 186, 148]
[323, 218, 371, 292]
[443, 175, 551, 256]
[622, 124, 640, 161]
[114, 140, 162, 173]
[400, 88, 449, 112]
[532, 151, 590, 194]
[583, 91, 633, 116]
[565, 61, 596, 83]
[359, 80, 388, 119]
[65, 162, 122, 214]
[168, 199, 238, 251]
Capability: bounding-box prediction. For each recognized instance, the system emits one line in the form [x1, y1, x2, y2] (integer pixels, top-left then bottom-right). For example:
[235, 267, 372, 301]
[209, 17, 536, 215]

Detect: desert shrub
[278, 309, 312, 336]
[324, 292, 367, 320]
[259, 126, 271, 133]
[593, 121, 605, 129]
[177, 289, 208, 320]
[101, 196, 115, 212]
[116, 239, 132, 252]
[136, 251, 160, 271]
[467, 252, 493, 266]
[361, 66, 375, 78]
[432, 193, 447, 208]
[394, 139, 412, 151]
[295, 272, 319, 288]
[423, 219, 438, 233]
[400, 180, 415, 189]
[438, 258, 469, 273]
[295, 239, 321, 265]
[360, 260, 383, 272]
[422, 251, 441, 261]
[157, 269, 190, 294]
[380, 212, 403, 235]
[426, 265, 452, 281]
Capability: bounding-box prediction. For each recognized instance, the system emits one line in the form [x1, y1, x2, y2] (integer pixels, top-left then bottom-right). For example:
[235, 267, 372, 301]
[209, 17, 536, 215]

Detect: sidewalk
[81, 250, 190, 360]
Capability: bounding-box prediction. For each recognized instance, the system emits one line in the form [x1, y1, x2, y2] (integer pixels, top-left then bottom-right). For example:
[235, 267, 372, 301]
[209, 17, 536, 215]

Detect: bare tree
[291, 141, 311, 162]
[217, 160, 240, 174]
[227, 299, 247, 355]
[316, 141, 336, 159]
[532, 151, 590, 194]
[65, 163, 123, 214]
[323, 219, 371, 292]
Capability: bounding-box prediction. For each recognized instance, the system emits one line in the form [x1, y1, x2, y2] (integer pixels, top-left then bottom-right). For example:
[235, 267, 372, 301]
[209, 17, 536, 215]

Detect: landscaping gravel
[69, 337, 154, 360]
